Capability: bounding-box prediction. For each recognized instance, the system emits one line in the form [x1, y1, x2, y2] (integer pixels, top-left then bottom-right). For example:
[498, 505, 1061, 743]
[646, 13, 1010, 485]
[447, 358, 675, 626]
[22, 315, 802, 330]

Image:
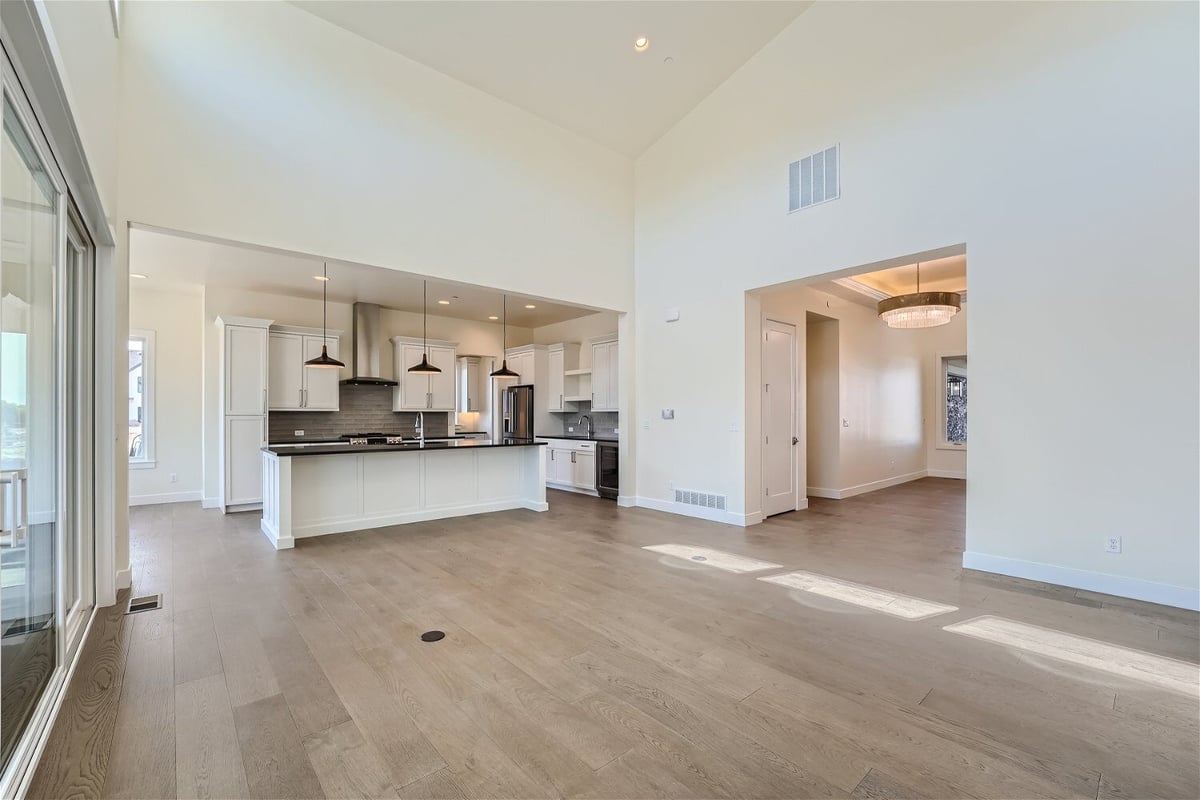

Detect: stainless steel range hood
[340, 302, 398, 386]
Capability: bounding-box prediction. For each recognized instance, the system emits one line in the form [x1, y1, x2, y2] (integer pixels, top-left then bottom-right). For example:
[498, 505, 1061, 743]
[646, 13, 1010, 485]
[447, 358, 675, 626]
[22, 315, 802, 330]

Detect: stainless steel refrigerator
[497, 383, 534, 441]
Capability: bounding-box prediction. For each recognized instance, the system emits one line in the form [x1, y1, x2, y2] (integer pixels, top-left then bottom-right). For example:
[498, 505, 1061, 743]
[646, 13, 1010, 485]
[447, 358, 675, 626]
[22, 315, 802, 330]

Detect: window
[128, 330, 154, 466]
[939, 354, 967, 448]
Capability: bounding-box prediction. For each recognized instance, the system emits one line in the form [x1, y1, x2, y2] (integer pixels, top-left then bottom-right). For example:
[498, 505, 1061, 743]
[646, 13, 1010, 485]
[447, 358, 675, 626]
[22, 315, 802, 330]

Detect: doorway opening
[751, 246, 967, 519]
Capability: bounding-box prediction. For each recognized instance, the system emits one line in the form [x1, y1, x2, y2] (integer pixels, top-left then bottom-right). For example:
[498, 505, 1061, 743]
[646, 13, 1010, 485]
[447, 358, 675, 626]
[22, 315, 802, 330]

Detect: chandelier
[877, 262, 961, 329]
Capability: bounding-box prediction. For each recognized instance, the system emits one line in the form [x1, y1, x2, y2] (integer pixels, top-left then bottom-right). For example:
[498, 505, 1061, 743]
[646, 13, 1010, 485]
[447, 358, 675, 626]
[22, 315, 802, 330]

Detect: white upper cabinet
[545, 342, 580, 412]
[547, 347, 565, 411]
[392, 336, 458, 411]
[590, 336, 619, 412]
[268, 326, 342, 411]
[225, 324, 269, 415]
[302, 336, 341, 410]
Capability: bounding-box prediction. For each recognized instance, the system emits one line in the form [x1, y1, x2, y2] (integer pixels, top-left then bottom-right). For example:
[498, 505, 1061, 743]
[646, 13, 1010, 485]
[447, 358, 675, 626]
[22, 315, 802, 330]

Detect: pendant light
[490, 295, 519, 377]
[408, 279, 442, 374]
[877, 261, 961, 329]
[304, 262, 346, 369]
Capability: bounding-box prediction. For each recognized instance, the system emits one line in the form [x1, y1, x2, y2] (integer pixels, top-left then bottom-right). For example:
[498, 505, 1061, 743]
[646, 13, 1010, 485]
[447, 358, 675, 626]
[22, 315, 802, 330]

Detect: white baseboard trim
[546, 483, 600, 498]
[796, 498, 810, 511]
[808, 471, 929, 500]
[927, 469, 966, 480]
[115, 567, 132, 590]
[129, 490, 202, 507]
[617, 495, 636, 508]
[201, 496, 220, 509]
[962, 551, 1200, 611]
[632, 496, 758, 527]
[288, 498, 543, 543]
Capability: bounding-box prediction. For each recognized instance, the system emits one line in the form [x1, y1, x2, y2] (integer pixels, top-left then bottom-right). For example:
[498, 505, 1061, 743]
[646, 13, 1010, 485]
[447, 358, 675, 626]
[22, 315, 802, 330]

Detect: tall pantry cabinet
[216, 316, 272, 512]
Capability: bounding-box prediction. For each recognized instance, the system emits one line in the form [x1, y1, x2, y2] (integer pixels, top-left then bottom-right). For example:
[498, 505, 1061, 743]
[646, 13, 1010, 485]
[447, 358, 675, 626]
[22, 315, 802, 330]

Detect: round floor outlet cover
[420, 630, 446, 642]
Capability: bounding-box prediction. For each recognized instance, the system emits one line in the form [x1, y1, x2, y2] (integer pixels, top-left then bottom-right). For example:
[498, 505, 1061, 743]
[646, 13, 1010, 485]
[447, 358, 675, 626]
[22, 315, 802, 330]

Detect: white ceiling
[812, 255, 968, 308]
[128, 226, 600, 328]
[289, 0, 811, 156]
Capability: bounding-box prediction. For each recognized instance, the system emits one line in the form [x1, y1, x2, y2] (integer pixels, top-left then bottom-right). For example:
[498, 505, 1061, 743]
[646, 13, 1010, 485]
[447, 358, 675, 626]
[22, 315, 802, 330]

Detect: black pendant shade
[408, 279, 442, 375]
[490, 295, 518, 377]
[304, 262, 346, 369]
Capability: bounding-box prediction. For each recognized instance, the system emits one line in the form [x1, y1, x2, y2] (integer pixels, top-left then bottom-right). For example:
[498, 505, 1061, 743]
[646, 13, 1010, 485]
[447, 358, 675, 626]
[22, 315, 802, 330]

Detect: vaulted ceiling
[290, 1, 811, 156]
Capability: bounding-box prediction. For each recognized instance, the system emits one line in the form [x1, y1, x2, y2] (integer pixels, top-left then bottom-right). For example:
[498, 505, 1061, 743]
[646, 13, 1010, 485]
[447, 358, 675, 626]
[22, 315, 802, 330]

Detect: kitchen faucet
[578, 414, 592, 439]
[415, 411, 424, 445]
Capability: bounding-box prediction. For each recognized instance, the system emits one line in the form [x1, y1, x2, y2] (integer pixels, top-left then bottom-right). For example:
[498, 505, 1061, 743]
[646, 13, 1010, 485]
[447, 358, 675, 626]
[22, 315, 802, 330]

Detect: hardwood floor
[26, 479, 1200, 799]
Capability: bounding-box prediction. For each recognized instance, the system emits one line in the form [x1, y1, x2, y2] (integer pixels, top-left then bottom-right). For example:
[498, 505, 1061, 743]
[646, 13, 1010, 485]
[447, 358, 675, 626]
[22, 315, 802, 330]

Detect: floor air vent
[126, 594, 163, 614]
[675, 489, 726, 511]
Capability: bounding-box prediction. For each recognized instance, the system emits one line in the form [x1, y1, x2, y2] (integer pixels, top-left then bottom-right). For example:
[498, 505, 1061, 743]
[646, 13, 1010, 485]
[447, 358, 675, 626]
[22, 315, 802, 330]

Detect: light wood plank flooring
[27, 479, 1200, 799]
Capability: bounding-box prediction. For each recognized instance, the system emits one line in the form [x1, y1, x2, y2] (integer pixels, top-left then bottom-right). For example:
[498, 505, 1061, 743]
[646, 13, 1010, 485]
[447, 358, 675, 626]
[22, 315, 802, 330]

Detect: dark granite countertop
[263, 438, 546, 457]
[537, 434, 620, 443]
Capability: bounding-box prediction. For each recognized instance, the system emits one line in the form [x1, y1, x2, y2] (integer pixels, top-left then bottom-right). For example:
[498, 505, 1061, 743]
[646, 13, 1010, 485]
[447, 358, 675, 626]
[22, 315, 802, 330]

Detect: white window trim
[128, 329, 155, 468]
[936, 351, 967, 451]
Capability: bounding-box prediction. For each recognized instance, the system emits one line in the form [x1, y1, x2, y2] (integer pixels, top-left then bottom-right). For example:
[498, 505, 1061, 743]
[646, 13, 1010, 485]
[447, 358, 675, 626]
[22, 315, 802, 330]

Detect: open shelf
[564, 368, 591, 376]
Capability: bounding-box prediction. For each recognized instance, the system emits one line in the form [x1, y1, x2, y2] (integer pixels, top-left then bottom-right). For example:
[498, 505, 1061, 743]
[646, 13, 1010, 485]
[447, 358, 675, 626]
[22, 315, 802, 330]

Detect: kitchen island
[260, 439, 547, 549]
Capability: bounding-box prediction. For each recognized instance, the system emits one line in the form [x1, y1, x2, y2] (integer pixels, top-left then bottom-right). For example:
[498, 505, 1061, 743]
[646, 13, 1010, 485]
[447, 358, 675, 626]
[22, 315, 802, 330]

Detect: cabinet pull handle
[299, 388, 303, 408]
[551, 451, 555, 461]
[572, 452, 576, 464]
[262, 388, 267, 414]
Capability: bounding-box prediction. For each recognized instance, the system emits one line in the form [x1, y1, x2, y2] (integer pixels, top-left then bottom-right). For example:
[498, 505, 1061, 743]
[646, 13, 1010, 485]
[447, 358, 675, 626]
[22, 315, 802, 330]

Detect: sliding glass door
[0, 65, 95, 779]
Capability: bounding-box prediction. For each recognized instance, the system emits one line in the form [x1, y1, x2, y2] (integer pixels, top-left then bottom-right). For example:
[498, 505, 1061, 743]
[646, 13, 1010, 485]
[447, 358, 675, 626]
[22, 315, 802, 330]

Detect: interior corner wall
[116, 0, 633, 314]
[634, 1, 1199, 606]
[129, 286, 204, 504]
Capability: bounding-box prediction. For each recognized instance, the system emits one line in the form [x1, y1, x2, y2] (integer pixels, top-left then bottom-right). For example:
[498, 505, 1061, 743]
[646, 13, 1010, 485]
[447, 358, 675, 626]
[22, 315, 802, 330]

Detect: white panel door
[762, 320, 798, 516]
[429, 345, 457, 410]
[399, 343, 431, 409]
[604, 342, 619, 412]
[303, 336, 341, 410]
[573, 451, 596, 490]
[226, 326, 268, 415]
[269, 333, 303, 410]
[547, 349, 565, 411]
[226, 416, 265, 505]
[591, 342, 611, 410]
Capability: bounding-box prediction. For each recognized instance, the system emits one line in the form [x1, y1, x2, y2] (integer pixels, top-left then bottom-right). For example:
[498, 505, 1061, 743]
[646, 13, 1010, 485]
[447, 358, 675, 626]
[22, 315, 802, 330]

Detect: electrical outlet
[1105, 536, 1122, 554]
[567, 426, 575, 432]
[661, 409, 675, 420]
[294, 430, 305, 437]
[842, 418, 850, 428]
[169, 472, 177, 484]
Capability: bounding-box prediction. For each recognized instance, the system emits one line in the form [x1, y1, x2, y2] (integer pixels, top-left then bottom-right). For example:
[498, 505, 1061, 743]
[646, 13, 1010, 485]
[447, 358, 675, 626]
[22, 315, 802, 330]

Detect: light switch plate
[1105, 536, 1122, 554]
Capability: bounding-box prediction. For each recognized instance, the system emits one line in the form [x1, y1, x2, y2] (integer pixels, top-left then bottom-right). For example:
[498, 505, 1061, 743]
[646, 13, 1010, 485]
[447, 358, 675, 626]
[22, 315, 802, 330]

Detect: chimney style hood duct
[341, 302, 398, 386]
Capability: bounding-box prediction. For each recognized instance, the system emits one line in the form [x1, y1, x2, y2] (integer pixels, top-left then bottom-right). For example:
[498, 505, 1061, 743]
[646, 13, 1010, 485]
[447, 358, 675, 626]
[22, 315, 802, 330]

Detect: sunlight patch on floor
[944, 615, 1200, 697]
[759, 571, 959, 620]
[642, 544, 783, 573]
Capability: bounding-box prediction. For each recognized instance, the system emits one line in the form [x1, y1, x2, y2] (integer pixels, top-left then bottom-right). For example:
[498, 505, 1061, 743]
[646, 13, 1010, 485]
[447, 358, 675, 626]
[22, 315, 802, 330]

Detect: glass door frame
[0, 41, 97, 798]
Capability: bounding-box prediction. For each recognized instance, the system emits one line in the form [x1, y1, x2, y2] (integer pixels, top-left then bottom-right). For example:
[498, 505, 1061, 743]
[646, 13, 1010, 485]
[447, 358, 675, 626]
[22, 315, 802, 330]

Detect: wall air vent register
[789, 144, 840, 212]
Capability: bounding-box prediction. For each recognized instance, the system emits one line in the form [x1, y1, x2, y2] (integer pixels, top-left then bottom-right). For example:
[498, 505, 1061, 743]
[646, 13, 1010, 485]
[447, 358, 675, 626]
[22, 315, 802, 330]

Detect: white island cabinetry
[260, 442, 548, 549]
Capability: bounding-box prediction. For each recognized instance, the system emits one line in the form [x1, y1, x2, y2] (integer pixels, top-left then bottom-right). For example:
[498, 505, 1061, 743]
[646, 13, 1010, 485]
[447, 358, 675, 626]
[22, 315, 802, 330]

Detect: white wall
[635, 1, 1199, 606]
[129, 286, 204, 504]
[117, 0, 634, 313]
[805, 316, 839, 494]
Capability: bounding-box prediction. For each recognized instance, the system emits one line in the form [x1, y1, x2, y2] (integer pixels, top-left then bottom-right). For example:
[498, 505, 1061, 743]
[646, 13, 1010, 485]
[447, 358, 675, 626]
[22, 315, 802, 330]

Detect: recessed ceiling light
[130, 273, 148, 279]
[634, 36, 649, 52]
[488, 315, 499, 320]
[314, 274, 330, 281]
[437, 300, 450, 305]
[525, 304, 536, 309]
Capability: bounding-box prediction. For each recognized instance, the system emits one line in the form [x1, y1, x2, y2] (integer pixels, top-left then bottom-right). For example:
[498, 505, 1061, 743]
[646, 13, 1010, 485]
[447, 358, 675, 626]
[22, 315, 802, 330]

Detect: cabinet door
[507, 351, 531, 383]
[573, 451, 596, 490]
[429, 346, 457, 410]
[226, 326, 268, 415]
[303, 336, 341, 410]
[591, 342, 610, 410]
[604, 342, 619, 412]
[225, 416, 265, 505]
[545, 446, 555, 482]
[268, 333, 303, 410]
[547, 349, 564, 411]
[552, 449, 574, 483]
[399, 344, 431, 409]
[465, 360, 480, 411]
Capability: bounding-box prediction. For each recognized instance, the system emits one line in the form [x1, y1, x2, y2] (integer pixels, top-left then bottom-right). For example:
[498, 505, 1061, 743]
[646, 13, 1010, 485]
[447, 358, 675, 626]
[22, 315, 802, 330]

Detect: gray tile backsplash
[268, 384, 450, 442]
[555, 410, 619, 438]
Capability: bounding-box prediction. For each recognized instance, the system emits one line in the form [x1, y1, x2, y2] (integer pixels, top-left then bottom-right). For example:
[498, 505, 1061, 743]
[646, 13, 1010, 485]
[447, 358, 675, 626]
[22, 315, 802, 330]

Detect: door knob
[792, 436, 799, 445]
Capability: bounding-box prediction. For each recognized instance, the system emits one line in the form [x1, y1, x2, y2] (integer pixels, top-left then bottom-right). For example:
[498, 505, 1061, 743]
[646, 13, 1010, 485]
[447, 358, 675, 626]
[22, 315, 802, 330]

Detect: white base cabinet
[539, 438, 597, 494]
